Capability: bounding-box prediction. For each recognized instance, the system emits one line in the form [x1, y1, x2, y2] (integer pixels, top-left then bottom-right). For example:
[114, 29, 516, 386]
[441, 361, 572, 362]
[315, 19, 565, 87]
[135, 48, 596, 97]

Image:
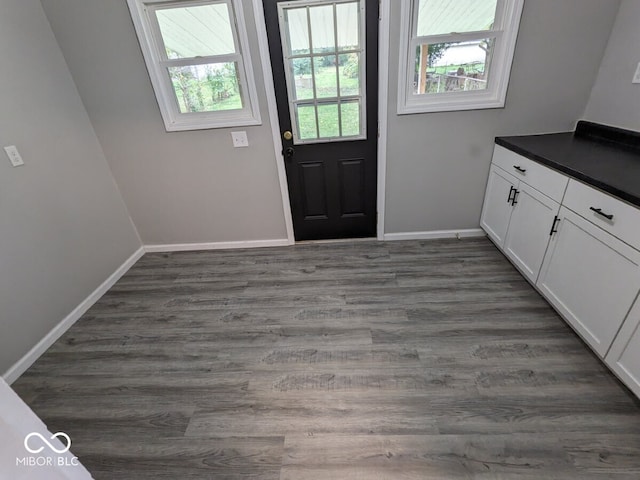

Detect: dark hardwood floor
[12, 238, 640, 479]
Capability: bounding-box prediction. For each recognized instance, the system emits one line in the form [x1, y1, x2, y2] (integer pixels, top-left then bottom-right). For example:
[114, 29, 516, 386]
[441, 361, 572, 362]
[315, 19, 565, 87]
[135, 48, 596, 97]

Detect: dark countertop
[496, 121, 640, 207]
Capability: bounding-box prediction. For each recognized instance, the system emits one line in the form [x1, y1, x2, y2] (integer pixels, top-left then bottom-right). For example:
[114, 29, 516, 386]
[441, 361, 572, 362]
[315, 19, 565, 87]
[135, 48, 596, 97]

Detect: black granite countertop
[496, 121, 640, 207]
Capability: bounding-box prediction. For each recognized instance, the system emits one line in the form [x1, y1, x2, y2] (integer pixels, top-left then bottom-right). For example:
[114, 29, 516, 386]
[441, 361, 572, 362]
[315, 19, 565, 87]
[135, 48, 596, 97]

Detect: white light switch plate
[633, 62, 640, 84]
[4, 145, 24, 167]
[231, 131, 249, 148]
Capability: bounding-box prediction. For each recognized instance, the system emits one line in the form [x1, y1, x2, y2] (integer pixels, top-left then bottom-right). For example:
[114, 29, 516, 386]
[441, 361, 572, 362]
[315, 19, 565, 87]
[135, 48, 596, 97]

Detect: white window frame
[277, 0, 367, 145]
[397, 0, 524, 115]
[127, 0, 261, 131]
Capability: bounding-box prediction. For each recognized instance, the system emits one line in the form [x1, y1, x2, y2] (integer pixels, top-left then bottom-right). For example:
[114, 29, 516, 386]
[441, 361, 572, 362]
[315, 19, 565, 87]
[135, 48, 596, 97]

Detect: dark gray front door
[263, 0, 378, 241]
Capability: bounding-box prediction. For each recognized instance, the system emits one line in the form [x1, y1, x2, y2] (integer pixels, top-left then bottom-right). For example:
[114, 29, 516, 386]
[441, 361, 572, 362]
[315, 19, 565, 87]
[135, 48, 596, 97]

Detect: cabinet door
[504, 183, 560, 283]
[537, 207, 640, 357]
[480, 165, 518, 248]
[606, 298, 640, 398]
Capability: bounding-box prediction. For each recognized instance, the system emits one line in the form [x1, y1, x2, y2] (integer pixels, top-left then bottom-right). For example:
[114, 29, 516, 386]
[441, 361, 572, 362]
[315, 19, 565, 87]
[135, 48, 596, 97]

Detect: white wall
[40, 0, 289, 247]
[0, 0, 141, 375]
[384, 0, 621, 235]
[584, 0, 640, 131]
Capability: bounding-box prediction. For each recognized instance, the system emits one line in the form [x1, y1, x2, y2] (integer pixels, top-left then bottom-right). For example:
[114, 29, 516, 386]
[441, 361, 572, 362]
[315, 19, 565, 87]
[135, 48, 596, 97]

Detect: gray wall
[35, 0, 625, 243]
[40, 0, 289, 246]
[584, 0, 640, 131]
[384, 0, 621, 235]
[0, 0, 141, 375]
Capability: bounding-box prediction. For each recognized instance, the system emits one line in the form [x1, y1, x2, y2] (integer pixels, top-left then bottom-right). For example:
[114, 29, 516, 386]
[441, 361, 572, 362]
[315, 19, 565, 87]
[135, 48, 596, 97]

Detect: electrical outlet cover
[231, 131, 249, 148]
[4, 145, 24, 167]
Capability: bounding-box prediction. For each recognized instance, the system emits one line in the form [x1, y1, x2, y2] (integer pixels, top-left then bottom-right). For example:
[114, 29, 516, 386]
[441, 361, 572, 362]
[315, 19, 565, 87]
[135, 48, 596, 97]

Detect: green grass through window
[295, 65, 361, 140]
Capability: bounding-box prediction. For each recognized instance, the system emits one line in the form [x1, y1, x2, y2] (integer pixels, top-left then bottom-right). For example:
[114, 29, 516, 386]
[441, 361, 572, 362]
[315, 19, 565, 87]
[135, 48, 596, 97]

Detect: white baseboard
[144, 238, 292, 253]
[383, 229, 486, 242]
[3, 246, 145, 385]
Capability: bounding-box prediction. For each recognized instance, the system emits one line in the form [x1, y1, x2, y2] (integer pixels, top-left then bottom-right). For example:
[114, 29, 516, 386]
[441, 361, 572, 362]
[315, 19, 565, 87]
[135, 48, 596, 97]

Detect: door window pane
[416, 0, 497, 36]
[156, 3, 236, 58]
[168, 63, 242, 113]
[291, 58, 314, 100]
[285, 8, 310, 55]
[297, 105, 318, 140]
[341, 101, 360, 136]
[339, 53, 360, 96]
[313, 56, 338, 98]
[413, 39, 493, 95]
[310, 5, 335, 53]
[336, 2, 360, 51]
[318, 103, 340, 138]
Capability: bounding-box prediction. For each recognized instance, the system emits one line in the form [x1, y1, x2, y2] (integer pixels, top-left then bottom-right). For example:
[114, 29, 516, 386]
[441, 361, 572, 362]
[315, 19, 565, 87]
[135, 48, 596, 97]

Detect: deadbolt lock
[283, 131, 293, 141]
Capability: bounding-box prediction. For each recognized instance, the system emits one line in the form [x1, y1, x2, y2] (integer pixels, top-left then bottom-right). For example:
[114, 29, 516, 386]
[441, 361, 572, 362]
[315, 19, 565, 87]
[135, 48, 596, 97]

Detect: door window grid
[278, 0, 366, 144]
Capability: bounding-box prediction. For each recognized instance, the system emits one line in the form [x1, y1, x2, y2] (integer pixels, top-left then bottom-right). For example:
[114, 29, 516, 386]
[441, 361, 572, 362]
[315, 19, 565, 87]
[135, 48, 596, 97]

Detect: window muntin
[278, 0, 366, 144]
[127, 0, 261, 130]
[398, 0, 523, 114]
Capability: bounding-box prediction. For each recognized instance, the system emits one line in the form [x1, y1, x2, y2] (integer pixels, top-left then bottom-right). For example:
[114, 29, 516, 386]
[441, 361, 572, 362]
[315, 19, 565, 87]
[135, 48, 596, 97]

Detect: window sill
[162, 114, 262, 132]
[397, 93, 506, 115]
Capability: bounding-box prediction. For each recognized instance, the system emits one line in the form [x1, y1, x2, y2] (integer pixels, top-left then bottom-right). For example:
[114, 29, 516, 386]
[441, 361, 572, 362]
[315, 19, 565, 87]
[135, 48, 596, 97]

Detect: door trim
[253, 0, 295, 244]
[252, 0, 387, 242]
[376, 0, 389, 240]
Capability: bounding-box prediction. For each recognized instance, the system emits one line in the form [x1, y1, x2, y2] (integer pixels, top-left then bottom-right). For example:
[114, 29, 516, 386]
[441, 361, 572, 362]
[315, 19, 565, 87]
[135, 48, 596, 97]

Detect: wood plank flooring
[11, 238, 640, 479]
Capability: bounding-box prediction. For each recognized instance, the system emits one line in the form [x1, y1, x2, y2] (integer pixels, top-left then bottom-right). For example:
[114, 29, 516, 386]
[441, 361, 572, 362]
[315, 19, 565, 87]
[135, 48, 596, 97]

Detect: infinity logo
[24, 432, 72, 454]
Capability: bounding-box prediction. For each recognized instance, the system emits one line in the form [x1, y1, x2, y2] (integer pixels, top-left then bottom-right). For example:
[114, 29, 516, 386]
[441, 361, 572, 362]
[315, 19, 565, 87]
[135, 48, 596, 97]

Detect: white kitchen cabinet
[482, 143, 640, 397]
[537, 207, 640, 357]
[480, 165, 518, 248]
[481, 146, 567, 282]
[503, 183, 560, 283]
[606, 298, 640, 398]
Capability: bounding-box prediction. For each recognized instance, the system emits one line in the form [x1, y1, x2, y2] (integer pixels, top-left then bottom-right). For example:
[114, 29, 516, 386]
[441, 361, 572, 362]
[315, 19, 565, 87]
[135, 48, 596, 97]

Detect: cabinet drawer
[563, 179, 640, 250]
[492, 145, 568, 202]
